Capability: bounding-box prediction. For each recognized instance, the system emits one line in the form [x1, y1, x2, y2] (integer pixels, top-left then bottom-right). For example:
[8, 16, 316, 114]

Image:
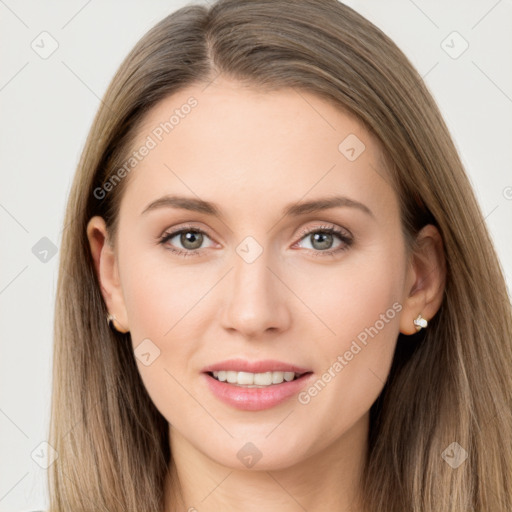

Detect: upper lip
[202, 359, 311, 375]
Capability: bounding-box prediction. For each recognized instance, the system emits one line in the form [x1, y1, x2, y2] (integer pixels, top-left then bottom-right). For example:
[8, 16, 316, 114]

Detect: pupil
[312, 232, 332, 250]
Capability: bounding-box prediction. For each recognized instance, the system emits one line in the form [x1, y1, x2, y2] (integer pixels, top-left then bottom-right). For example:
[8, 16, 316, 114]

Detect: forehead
[119, 77, 396, 221]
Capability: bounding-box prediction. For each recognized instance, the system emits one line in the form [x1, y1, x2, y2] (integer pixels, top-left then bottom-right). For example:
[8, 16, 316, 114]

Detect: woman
[48, 0, 512, 510]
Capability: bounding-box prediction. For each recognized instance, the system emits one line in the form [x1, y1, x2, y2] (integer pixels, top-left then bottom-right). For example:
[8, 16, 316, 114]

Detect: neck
[164, 413, 369, 512]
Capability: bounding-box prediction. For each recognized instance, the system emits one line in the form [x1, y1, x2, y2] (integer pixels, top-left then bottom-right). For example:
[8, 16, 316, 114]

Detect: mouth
[201, 359, 314, 410]
[203, 369, 315, 411]
[206, 370, 312, 388]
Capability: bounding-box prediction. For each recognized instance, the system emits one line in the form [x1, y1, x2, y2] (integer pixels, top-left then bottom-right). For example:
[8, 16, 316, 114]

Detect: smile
[203, 371, 314, 411]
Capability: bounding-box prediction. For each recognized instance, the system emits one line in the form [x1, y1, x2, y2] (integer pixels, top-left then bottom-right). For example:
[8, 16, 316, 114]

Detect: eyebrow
[140, 194, 374, 218]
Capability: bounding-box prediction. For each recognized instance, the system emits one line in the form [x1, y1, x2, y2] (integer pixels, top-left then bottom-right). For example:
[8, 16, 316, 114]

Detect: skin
[87, 76, 445, 512]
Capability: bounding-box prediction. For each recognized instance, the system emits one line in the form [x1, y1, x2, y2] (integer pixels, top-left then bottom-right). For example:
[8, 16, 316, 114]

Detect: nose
[220, 247, 291, 339]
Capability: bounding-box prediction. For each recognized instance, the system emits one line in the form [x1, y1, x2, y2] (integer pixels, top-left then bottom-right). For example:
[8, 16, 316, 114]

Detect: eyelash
[158, 223, 354, 258]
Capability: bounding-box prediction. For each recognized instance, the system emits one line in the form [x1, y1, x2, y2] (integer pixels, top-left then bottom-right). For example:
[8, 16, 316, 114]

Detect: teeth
[212, 370, 300, 386]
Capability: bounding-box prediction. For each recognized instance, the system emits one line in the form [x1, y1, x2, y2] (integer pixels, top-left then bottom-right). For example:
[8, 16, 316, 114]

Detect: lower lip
[203, 372, 314, 411]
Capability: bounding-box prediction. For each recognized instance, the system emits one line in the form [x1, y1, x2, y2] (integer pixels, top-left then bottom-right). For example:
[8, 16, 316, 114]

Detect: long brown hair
[49, 1, 512, 510]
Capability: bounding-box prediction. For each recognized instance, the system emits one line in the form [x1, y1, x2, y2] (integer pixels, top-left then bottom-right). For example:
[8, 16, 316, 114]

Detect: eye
[294, 224, 353, 255]
[158, 223, 353, 258]
[158, 225, 216, 256]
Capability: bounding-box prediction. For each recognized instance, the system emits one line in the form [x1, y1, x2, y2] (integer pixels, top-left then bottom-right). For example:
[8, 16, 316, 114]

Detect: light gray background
[1, 1, 511, 510]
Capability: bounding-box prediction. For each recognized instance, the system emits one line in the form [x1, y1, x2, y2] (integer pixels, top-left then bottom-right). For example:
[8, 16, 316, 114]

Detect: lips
[201, 358, 314, 411]
[201, 358, 311, 375]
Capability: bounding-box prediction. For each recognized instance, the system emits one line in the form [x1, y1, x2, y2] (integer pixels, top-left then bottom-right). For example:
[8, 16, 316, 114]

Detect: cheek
[118, 248, 221, 416]
[326, 258, 403, 348]
[120, 245, 215, 341]
[119, 264, 197, 424]
[288, 236, 405, 352]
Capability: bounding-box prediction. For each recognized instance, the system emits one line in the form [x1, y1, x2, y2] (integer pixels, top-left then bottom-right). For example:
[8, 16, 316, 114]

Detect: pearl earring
[106, 313, 129, 333]
[413, 314, 428, 331]
[107, 313, 116, 330]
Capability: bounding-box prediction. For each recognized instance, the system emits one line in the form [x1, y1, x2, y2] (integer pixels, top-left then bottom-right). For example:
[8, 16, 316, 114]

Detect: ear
[399, 224, 446, 335]
[86, 216, 129, 333]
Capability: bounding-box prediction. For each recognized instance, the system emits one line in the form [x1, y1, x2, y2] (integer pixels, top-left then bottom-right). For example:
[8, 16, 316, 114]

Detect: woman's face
[100, 77, 415, 470]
